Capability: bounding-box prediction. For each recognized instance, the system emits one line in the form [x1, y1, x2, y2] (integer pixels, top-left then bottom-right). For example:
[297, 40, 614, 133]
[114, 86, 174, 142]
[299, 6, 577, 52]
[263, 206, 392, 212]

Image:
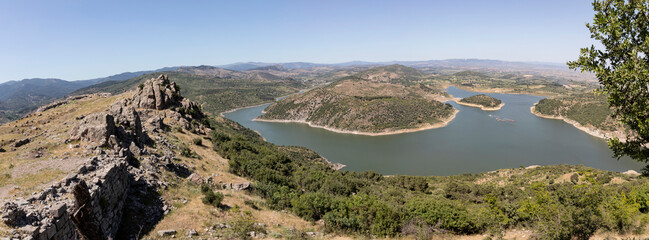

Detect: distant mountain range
[0, 67, 177, 123]
[0, 59, 594, 125]
[217, 59, 571, 71]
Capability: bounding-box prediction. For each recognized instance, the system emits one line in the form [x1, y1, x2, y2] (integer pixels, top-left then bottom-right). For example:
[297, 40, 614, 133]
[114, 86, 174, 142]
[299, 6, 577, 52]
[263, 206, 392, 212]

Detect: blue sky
[0, 0, 596, 82]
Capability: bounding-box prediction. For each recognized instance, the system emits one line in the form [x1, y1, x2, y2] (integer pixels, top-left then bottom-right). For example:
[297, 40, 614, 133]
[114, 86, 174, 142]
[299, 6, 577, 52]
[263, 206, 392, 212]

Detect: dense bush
[201, 184, 224, 207]
[179, 144, 198, 158]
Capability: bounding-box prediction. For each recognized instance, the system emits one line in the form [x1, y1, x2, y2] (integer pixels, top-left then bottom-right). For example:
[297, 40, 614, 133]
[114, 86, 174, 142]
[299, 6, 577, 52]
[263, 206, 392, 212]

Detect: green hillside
[534, 92, 622, 132]
[75, 70, 306, 115]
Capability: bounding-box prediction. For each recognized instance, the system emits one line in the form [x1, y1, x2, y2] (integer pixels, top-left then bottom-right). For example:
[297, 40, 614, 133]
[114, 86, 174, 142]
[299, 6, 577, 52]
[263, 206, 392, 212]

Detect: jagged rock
[132, 74, 181, 110]
[50, 203, 66, 218]
[179, 98, 203, 118]
[129, 142, 141, 157]
[188, 173, 204, 185]
[147, 116, 164, 130]
[188, 229, 198, 236]
[111, 100, 145, 145]
[157, 229, 176, 237]
[13, 138, 30, 148]
[233, 182, 251, 191]
[179, 118, 191, 130]
[70, 113, 116, 147]
[1, 202, 27, 226]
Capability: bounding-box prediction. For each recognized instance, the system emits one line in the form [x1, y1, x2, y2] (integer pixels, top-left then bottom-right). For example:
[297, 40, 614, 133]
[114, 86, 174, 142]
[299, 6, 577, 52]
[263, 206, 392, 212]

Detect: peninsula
[256, 65, 457, 135]
[531, 93, 628, 140]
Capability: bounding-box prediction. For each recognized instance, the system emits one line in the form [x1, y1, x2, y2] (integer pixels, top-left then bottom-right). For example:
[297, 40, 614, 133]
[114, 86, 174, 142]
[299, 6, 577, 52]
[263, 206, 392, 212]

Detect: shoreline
[530, 105, 626, 140]
[218, 88, 313, 117]
[219, 102, 272, 117]
[254, 109, 459, 136]
[451, 85, 556, 98]
[455, 100, 504, 111]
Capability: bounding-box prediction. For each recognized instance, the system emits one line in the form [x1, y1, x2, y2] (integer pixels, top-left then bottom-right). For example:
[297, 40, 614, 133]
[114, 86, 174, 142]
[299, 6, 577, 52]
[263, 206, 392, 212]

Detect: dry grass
[0, 94, 124, 198]
[143, 121, 328, 239]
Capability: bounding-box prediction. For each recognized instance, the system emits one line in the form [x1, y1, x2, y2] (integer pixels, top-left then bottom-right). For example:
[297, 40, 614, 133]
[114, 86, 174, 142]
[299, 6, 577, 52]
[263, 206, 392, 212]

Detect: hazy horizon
[0, 58, 572, 83]
[0, 0, 596, 83]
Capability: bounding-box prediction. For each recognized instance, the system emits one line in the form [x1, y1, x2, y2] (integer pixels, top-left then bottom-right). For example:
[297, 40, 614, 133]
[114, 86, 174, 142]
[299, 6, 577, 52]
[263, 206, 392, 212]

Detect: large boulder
[110, 100, 145, 145]
[132, 74, 181, 110]
[70, 113, 116, 147]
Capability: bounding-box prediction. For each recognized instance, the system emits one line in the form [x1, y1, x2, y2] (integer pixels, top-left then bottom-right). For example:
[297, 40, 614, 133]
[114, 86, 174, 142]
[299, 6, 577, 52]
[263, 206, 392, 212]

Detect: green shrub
[291, 192, 333, 221]
[406, 197, 480, 233]
[244, 199, 260, 210]
[192, 137, 202, 146]
[224, 210, 259, 240]
[201, 184, 224, 207]
[600, 192, 639, 234]
[179, 144, 198, 158]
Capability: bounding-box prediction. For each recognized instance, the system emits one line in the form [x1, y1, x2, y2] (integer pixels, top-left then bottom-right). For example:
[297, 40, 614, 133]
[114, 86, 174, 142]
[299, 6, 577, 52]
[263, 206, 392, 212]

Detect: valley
[0, 61, 645, 240]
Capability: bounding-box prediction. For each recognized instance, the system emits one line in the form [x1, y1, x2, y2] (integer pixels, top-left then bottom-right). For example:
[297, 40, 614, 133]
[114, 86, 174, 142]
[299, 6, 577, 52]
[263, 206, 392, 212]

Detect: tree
[568, 0, 649, 168]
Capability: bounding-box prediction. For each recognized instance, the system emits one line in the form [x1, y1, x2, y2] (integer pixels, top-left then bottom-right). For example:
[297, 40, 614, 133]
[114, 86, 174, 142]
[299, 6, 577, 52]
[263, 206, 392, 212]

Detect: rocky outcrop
[2, 75, 207, 239]
[110, 99, 146, 147]
[69, 99, 148, 150]
[69, 113, 116, 147]
[12, 138, 30, 148]
[132, 74, 204, 122]
[0, 156, 129, 240]
[132, 74, 181, 110]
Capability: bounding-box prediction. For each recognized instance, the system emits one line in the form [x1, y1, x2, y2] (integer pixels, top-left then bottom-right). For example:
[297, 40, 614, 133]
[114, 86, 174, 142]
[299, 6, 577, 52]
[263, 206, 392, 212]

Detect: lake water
[224, 87, 644, 176]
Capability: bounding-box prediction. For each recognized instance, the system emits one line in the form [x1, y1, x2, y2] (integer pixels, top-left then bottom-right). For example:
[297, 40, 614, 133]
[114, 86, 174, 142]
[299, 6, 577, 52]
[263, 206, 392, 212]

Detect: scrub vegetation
[209, 115, 649, 239]
[534, 92, 623, 132]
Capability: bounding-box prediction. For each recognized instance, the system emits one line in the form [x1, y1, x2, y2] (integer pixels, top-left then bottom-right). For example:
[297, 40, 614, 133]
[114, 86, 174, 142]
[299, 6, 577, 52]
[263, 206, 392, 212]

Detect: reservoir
[224, 87, 644, 176]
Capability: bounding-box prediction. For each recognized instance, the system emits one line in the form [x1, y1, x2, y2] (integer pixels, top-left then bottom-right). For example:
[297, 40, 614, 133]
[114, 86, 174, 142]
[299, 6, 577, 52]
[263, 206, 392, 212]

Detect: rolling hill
[73, 66, 308, 115]
[0, 68, 175, 125]
[257, 65, 456, 134]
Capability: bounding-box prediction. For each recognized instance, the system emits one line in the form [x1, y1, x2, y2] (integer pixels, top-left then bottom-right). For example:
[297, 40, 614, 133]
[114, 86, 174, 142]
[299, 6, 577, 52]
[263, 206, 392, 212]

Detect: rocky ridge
[0, 75, 213, 239]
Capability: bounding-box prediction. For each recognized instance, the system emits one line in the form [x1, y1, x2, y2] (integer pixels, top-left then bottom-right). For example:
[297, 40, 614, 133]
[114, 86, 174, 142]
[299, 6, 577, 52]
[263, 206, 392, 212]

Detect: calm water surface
[224, 87, 644, 176]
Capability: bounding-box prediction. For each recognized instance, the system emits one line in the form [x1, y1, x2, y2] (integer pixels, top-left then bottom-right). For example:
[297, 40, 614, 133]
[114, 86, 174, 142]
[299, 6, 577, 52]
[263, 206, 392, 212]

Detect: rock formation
[69, 113, 116, 147]
[132, 74, 181, 110]
[1, 75, 208, 239]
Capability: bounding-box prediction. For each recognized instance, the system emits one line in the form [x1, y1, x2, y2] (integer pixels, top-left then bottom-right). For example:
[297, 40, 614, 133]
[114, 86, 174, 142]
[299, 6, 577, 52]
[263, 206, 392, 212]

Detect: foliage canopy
[568, 0, 649, 166]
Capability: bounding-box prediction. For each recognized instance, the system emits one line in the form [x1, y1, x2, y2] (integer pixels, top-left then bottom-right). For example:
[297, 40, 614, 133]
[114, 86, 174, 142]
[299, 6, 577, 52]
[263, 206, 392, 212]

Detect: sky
[0, 0, 597, 83]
